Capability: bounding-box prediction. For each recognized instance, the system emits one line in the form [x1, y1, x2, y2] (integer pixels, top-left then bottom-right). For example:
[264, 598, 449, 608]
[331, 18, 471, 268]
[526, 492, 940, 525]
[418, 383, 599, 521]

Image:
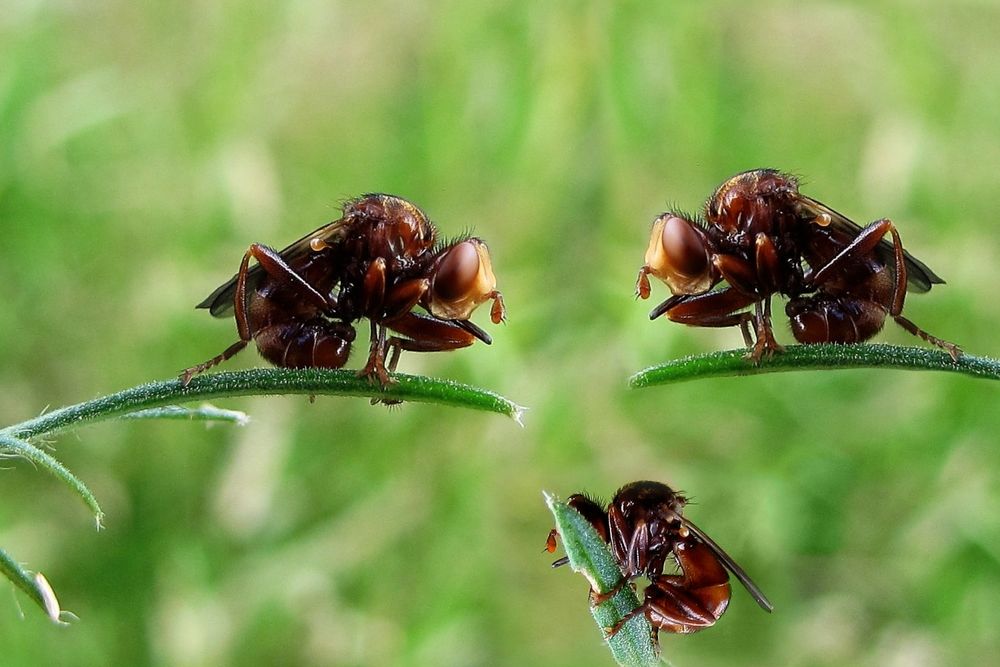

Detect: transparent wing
[795, 195, 943, 293]
[683, 518, 774, 613]
[197, 218, 353, 318]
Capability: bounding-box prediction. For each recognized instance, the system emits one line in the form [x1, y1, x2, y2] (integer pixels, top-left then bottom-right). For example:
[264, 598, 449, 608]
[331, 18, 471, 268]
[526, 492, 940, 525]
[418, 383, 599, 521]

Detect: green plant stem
[0, 369, 521, 622]
[630, 344, 1000, 388]
[120, 405, 250, 425]
[0, 433, 103, 526]
[0, 547, 66, 624]
[544, 493, 660, 667]
[1, 368, 524, 442]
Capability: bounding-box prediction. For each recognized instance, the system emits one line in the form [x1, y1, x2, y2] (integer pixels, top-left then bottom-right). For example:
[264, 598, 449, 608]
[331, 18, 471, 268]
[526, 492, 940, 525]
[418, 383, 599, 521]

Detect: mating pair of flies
[178, 170, 960, 642]
[180, 168, 960, 388]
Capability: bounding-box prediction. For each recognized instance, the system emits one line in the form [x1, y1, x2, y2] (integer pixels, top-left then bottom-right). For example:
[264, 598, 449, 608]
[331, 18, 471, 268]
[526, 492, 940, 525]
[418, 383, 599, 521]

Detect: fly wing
[682, 518, 774, 613]
[795, 195, 943, 293]
[197, 218, 353, 318]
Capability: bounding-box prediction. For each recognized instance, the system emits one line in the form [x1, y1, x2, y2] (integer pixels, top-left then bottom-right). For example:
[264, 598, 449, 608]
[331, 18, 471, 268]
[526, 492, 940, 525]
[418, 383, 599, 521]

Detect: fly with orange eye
[181, 194, 505, 387]
[636, 169, 961, 361]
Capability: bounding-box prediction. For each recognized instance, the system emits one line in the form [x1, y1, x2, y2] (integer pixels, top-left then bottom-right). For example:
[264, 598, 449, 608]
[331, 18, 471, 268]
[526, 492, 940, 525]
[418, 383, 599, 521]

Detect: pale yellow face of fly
[427, 239, 499, 320]
[644, 214, 714, 295]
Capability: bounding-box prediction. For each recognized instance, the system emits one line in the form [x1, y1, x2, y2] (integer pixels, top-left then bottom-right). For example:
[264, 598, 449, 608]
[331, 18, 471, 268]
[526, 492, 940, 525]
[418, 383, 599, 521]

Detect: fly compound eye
[427, 239, 498, 320]
[644, 215, 714, 295]
[434, 240, 481, 302]
[661, 215, 709, 278]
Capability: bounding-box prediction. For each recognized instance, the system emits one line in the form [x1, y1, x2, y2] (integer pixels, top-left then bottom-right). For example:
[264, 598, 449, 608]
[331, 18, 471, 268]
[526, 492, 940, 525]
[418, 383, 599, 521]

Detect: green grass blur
[2, 1, 1000, 665]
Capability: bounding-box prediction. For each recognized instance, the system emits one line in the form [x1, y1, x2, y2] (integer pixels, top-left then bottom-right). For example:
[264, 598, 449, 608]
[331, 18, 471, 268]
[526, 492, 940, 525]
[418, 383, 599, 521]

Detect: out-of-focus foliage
[1, 1, 999, 665]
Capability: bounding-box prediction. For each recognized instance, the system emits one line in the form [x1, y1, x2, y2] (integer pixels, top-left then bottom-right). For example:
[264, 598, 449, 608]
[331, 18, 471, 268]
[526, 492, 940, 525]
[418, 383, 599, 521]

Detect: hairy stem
[630, 344, 1000, 388]
[0, 547, 67, 624]
[2, 368, 524, 442]
[120, 404, 250, 425]
[0, 369, 521, 622]
[0, 433, 103, 526]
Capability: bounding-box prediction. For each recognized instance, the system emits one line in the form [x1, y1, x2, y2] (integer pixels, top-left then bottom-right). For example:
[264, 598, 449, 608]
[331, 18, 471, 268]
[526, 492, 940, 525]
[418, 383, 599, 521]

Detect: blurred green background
[2, 1, 1000, 665]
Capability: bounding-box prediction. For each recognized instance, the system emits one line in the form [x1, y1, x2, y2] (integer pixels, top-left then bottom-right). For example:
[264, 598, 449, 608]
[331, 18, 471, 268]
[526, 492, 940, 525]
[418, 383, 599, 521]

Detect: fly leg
[606, 540, 731, 642]
[652, 288, 758, 352]
[383, 312, 481, 372]
[893, 315, 962, 360]
[749, 296, 784, 362]
[708, 253, 782, 361]
[181, 243, 332, 385]
[808, 219, 960, 360]
[357, 256, 437, 387]
[358, 320, 393, 386]
[362, 312, 483, 405]
[360, 311, 484, 393]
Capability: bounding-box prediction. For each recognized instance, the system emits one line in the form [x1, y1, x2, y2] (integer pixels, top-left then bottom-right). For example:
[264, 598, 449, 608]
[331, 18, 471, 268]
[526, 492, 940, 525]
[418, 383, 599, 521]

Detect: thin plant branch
[120, 404, 250, 425]
[2, 368, 525, 442]
[0, 433, 103, 526]
[0, 547, 69, 624]
[630, 344, 1000, 388]
[0, 368, 521, 622]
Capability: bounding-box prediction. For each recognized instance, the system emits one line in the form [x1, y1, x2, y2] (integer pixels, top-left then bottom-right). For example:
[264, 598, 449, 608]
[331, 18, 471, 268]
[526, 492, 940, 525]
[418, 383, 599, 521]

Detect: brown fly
[546, 481, 772, 643]
[636, 169, 960, 360]
[181, 194, 505, 386]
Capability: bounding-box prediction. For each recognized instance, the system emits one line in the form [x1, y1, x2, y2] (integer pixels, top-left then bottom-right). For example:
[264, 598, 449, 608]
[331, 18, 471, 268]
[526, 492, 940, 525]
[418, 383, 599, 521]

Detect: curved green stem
[630, 344, 1000, 388]
[0, 548, 68, 624]
[0, 433, 103, 526]
[544, 493, 661, 667]
[0, 369, 521, 622]
[120, 404, 250, 425]
[2, 368, 524, 441]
